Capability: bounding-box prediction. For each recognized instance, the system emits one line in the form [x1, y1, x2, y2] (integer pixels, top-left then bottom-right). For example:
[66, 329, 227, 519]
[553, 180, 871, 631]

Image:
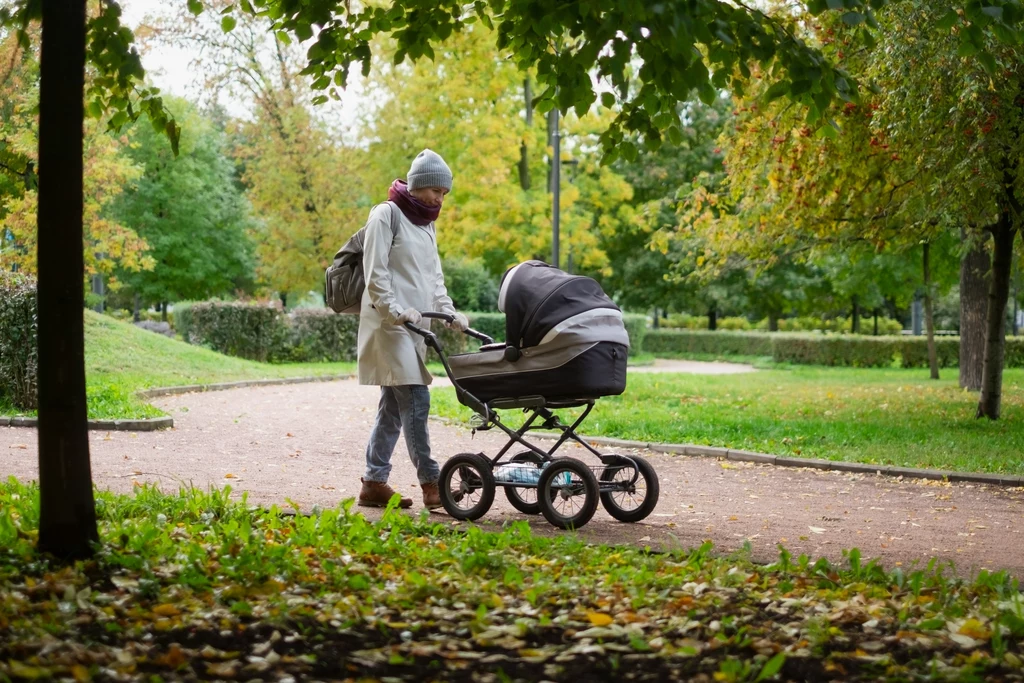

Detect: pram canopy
[449, 261, 629, 404]
[498, 260, 628, 351]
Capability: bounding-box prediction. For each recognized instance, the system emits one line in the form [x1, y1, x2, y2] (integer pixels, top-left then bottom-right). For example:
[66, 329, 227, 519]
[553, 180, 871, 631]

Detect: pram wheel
[599, 455, 660, 523]
[439, 453, 495, 521]
[537, 457, 599, 530]
[503, 452, 545, 515]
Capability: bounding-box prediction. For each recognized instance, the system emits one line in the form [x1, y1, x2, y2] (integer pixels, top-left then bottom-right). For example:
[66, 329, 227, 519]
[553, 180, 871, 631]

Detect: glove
[446, 312, 469, 332]
[396, 308, 422, 326]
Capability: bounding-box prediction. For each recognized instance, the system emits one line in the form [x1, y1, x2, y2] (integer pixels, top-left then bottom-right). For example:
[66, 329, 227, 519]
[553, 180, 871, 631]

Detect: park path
[2, 362, 1022, 580]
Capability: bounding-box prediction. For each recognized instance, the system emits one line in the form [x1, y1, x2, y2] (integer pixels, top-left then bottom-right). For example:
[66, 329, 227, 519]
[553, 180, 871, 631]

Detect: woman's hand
[446, 312, 469, 332]
[396, 308, 422, 325]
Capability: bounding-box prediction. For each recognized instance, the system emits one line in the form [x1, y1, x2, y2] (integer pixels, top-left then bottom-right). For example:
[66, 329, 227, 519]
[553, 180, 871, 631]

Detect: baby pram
[405, 260, 659, 530]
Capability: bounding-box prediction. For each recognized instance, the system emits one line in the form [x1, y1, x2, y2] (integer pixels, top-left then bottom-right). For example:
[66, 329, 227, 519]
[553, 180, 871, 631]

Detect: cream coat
[357, 202, 455, 386]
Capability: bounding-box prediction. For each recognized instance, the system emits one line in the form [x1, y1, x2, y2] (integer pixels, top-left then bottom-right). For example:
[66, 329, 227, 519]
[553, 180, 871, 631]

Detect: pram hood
[498, 260, 628, 350]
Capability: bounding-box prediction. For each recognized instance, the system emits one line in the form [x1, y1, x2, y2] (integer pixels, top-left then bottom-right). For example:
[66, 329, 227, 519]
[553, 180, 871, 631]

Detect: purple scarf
[388, 179, 440, 226]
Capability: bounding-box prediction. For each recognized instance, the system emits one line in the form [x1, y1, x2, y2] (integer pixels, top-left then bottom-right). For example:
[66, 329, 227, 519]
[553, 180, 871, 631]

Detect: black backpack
[325, 202, 400, 314]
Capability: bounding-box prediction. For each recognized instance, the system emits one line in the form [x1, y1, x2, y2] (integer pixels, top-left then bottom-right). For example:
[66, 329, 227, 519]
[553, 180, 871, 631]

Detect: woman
[357, 149, 468, 510]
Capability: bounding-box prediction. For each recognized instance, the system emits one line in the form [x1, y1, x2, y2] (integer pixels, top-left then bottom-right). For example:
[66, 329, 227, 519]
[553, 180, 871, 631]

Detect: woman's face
[410, 186, 448, 207]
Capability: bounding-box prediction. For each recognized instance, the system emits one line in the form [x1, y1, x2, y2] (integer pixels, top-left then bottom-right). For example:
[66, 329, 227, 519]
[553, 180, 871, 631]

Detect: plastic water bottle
[494, 461, 572, 486]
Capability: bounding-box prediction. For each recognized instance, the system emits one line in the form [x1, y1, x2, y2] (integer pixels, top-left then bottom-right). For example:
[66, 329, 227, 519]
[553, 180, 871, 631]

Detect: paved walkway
[3, 372, 1022, 580]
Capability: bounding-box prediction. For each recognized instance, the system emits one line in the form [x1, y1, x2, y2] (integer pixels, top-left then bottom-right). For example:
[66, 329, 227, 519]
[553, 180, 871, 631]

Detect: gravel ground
[3, 375, 1022, 580]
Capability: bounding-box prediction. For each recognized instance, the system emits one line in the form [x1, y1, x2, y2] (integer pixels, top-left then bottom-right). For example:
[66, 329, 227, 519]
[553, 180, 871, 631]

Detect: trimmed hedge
[643, 330, 774, 357]
[644, 328, 1024, 368]
[0, 273, 38, 410]
[174, 301, 285, 362]
[283, 309, 359, 363]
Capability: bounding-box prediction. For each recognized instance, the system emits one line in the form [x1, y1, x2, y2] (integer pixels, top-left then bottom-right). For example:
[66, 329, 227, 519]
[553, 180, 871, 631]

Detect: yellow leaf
[587, 612, 613, 626]
[71, 664, 90, 682]
[224, 473, 237, 479]
[153, 604, 181, 617]
[958, 619, 991, 640]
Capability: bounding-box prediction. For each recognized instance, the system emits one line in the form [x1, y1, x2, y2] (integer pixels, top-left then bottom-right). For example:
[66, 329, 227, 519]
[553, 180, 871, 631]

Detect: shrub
[0, 273, 38, 410]
[441, 258, 499, 312]
[642, 330, 774, 357]
[622, 313, 647, 355]
[175, 301, 286, 362]
[283, 309, 359, 362]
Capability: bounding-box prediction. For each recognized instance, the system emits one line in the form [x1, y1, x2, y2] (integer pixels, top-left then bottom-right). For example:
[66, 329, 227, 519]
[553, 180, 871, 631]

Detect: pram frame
[407, 313, 647, 507]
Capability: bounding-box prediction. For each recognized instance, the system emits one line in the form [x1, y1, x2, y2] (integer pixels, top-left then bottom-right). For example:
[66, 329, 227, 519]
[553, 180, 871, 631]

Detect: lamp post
[551, 106, 561, 269]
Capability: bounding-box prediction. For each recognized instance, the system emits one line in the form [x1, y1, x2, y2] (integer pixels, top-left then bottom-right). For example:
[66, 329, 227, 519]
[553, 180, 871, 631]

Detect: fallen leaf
[9, 444, 27, 449]
[808, 526, 827, 534]
[224, 473, 237, 479]
[587, 612, 614, 626]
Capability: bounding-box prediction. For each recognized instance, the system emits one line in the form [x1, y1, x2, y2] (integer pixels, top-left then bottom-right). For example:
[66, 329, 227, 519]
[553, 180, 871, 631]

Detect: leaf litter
[0, 480, 1021, 682]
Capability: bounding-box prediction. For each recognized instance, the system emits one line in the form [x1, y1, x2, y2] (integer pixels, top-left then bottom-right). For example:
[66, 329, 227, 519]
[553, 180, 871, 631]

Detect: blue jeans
[364, 385, 439, 485]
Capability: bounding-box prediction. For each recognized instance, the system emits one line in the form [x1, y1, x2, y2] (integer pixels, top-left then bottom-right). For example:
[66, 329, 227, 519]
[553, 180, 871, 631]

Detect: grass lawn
[0, 311, 356, 420]
[2, 480, 1021, 682]
[431, 366, 1024, 476]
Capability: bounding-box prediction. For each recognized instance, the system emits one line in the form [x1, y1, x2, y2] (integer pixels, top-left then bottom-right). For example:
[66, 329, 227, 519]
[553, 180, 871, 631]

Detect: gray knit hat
[407, 149, 453, 192]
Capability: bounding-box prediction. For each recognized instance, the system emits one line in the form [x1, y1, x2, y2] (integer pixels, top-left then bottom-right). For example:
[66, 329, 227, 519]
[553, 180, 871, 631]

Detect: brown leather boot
[421, 481, 442, 509]
[358, 478, 412, 508]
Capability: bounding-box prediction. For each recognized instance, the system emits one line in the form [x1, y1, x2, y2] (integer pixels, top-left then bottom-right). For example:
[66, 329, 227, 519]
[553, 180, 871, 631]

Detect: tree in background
[140, 1, 367, 305]
[0, 29, 152, 286]
[111, 98, 255, 317]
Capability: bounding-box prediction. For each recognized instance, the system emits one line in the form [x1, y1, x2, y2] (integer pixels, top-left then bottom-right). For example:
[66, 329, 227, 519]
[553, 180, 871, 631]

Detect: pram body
[406, 261, 659, 530]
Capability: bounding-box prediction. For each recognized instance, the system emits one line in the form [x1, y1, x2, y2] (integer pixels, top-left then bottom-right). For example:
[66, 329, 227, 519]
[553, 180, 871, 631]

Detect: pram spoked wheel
[537, 457, 599, 530]
[503, 451, 545, 515]
[599, 455, 660, 523]
[439, 453, 495, 521]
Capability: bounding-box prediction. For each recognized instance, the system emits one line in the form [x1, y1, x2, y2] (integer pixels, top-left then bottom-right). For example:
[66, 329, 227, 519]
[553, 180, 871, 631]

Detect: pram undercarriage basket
[406, 262, 660, 530]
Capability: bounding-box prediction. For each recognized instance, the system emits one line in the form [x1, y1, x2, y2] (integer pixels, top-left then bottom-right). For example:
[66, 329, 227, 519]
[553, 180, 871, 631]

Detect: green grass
[432, 365, 1024, 476]
[1, 311, 356, 420]
[2, 479, 1021, 681]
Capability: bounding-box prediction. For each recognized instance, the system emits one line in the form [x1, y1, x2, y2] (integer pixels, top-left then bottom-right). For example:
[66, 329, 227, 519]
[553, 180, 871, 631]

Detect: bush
[442, 258, 499, 312]
[174, 301, 286, 362]
[622, 313, 647, 355]
[642, 329, 1024, 369]
[0, 273, 38, 410]
[282, 309, 359, 362]
[643, 330, 774, 357]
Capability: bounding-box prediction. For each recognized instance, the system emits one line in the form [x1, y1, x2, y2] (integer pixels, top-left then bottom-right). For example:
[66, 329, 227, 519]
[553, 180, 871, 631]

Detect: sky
[118, 0, 366, 134]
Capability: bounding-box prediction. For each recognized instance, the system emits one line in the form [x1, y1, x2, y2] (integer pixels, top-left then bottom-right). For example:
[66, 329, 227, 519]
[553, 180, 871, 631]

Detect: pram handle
[411, 311, 494, 345]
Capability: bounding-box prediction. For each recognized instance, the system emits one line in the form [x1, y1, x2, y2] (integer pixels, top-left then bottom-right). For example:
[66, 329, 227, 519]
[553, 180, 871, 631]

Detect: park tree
[675, 2, 1023, 413]
[10, 0, 1024, 557]
[0, 29, 152, 285]
[111, 99, 256, 315]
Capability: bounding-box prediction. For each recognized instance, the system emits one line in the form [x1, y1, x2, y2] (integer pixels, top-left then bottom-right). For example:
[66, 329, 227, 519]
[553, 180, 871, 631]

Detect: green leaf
[601, 92, 616, 108]
[978, 51, 997, 75]
[816, 120, 838, 139]
[790, 79, 812, 97]
[981, 5, 1004, 21]
[842, 11, 865, 25]
[936, 9, 960, 30]
[187, 0, 203, 16]
[957, 37, 980, 57]
[221, 15, 236, 33]
[826, 0, 844, 9]
[276, 31, 292, 45]
[763, 81, 789, 102]
[755, 653, 786, 682]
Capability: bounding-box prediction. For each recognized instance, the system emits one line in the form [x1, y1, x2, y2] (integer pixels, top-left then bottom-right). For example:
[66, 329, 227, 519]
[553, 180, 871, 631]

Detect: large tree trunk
[851, 295, 860, 334]
[708, 305, 718, 331]
[923, 242, 939, 380]
[518, 78, 532, 191]
[960, 228, 990, 390]
[976, 217, 1017, 419]
[768, 312, 779, 332]
[36, 0, 98, 559]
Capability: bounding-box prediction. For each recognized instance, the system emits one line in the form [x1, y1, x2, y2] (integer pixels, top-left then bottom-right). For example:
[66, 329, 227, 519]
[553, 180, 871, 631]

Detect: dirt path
[3, 377, 1022, 580]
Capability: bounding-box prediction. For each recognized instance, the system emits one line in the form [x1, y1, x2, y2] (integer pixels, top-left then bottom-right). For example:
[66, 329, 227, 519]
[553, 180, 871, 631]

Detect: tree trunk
[652, 307, 659, 329]
[960, 228, 990, 390]
[518, 78, 532, 191]
[768, 312, 779, 332]
[708, 305, 717, 331]
[976, 217, 1017, 419]
[36, 0, 98, 560]
[851, 295, 860, 334]
[161, 302, 168, 323]
[873, 308, 879, 336]
[133, 292, 141, 323]
[923, 242, 939, 380]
